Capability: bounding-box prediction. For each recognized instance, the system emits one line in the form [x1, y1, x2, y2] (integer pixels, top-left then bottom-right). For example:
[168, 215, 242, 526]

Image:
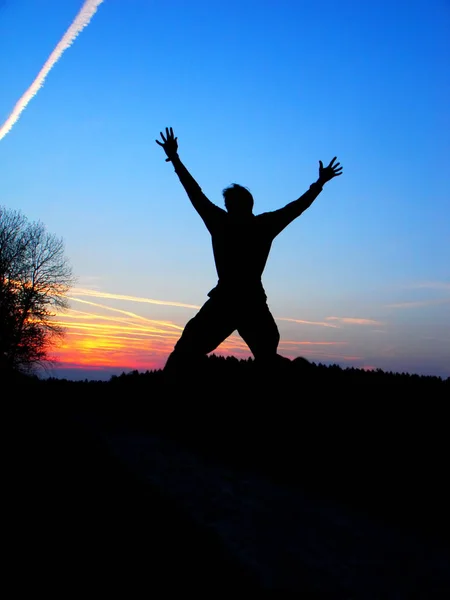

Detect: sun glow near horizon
[49, 286, 375, 373]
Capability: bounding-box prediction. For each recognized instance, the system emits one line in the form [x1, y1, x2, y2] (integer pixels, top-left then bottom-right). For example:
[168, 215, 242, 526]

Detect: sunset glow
[49, 287, 365, 374]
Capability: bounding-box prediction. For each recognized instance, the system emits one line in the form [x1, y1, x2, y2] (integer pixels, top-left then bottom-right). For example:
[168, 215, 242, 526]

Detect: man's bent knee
[164, 348, 208, 374]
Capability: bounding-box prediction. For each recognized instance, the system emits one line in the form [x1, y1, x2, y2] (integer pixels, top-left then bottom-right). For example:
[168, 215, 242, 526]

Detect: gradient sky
[1, 0, 449, 380]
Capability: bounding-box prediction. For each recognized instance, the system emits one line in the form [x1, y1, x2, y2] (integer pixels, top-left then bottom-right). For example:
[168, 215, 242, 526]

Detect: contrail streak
[71, 287, 201, 310]
[0, 0, 104, 141]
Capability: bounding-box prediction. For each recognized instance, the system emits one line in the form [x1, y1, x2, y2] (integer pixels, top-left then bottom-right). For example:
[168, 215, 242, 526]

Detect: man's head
[222, 184, 254, 216]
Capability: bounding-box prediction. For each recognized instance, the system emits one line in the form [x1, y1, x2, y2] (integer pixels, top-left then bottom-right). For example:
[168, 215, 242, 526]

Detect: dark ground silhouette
[6, 357, 450, 595]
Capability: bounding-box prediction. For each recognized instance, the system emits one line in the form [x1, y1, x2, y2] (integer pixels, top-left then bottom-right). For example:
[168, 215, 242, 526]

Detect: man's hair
[222, 184, 254, 212]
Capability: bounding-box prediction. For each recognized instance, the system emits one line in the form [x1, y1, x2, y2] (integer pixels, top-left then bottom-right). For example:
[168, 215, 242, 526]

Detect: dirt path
[96, 428, 450, 596]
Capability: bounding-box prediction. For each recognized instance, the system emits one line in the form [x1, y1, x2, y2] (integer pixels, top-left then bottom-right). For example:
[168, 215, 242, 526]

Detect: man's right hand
[156, 127, 178, 162]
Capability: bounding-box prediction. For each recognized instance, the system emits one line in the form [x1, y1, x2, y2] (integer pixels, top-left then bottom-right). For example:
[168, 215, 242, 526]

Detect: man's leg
[238, 304, 314, 383]
[236, 301, 281, 365]
[164, 298, 235, 375]
[237, 303, 296, 390]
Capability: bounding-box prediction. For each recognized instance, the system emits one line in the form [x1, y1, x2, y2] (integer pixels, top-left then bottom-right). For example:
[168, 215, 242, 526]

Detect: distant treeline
[4, 354, 450, 388]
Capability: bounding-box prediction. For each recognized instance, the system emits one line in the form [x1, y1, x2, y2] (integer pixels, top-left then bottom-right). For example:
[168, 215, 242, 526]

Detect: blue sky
[0, 0, 449, 379]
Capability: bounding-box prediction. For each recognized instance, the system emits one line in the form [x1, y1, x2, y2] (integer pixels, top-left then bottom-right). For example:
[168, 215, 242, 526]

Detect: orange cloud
[279, 341, 347, 346]
[326, 316, 384, 326]
[278, 317, 339, 328]
[387, 298, 450, 309]
[385, 281, 450, 309]
[410, 281, 450, 291]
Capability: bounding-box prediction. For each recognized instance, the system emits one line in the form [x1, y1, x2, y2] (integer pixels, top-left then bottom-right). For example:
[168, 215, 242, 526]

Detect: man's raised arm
[156, 127, 219, 222]
[268, 157, 343, 237]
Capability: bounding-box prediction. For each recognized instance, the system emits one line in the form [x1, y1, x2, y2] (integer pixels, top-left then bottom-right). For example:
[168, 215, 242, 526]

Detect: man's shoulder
[208, 204, 227, 220]
[254, 211, 271, 219]
[254, 211, 278, 224]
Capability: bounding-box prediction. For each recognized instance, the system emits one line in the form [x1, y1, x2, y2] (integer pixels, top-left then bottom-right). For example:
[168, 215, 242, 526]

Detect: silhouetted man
[156, 127, 343, 374]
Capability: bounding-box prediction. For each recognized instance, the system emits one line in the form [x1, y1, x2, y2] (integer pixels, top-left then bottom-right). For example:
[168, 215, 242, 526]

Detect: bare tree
[0, 206, 74, 373]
